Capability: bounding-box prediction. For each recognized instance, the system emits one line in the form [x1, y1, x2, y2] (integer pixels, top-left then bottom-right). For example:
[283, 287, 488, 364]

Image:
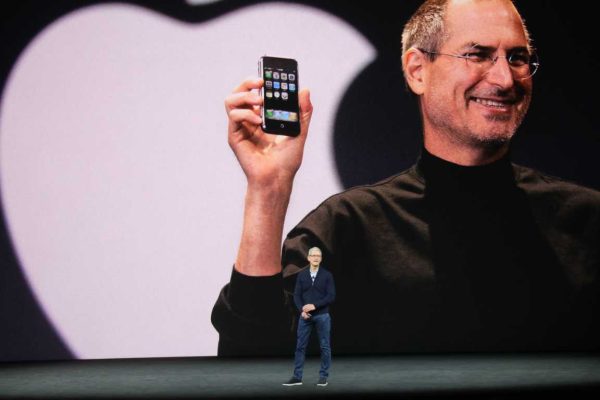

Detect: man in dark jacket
[215, 0, 599, 359]
[283, 247, 335, 387]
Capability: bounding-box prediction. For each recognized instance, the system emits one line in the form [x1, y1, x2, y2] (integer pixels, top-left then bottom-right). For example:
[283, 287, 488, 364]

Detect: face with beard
[419, 0, 532, 151]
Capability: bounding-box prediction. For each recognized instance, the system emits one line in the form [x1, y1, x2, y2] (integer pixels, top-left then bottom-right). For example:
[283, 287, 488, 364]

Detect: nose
[484, 56, 515, 89]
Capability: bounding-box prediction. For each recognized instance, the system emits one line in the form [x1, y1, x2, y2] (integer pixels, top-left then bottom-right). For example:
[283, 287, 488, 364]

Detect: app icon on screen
[282, 92, 288, 100]
[289, 83, 296, 92]
[281, 73, 288, 81]
[288, 73, 295, 81]
[281, 82, 288, 90]
[274, 91, 280, 98]
[266, 91, 273, 98]
[273, 72, 280, 79]
[265, 80, 273, 88]
[273, 81, 280, 90]
[265, 71, 272, 79]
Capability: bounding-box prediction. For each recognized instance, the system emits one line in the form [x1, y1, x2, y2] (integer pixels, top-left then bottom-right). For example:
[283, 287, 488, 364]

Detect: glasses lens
[526, 51, 540, 79]
[506, 50, 538, 79]
[507, 51, 539, 80]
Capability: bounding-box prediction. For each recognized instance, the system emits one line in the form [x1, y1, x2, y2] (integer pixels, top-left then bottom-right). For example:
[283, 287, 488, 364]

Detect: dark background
[1, 0, 598, 362]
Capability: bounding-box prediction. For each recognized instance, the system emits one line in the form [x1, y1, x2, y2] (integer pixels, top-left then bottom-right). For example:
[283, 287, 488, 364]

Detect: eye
[463, 52, 488, 63]
[508, 53, 530, 67]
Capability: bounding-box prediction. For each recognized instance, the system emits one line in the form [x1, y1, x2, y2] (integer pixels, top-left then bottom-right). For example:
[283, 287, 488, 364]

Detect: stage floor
[1, 352, 599, 399]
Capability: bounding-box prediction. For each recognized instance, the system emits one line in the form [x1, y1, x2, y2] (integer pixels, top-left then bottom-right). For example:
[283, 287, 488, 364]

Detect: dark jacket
[212, 149, 600, 356]
[293, 266, 335, 315]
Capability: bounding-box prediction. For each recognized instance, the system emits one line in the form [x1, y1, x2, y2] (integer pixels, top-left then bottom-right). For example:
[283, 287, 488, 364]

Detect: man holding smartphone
[213, 0, 599, 360]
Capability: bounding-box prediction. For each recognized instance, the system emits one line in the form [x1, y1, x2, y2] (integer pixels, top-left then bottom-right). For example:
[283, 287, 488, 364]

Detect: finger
[228, 108, 262, 126]
[225, 91, 263, 112]
[298, 88, 313, 140]
[232, 77, 264, 94]
[299, 89, 312, 121]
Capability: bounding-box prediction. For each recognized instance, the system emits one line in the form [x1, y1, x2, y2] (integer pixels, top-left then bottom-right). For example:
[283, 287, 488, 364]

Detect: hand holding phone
[224, 63, 311, 188]
[258, 56, 300, 136]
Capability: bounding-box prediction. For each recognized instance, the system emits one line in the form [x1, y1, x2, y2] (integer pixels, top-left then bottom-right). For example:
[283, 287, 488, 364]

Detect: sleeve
[211, 266, 295, 356]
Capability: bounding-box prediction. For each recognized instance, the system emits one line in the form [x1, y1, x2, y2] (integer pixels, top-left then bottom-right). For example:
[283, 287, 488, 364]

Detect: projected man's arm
[211, 77, 313, 355]
[225, 77, 313, 278]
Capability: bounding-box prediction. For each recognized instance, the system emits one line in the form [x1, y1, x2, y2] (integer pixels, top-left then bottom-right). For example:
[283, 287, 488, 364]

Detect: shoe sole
[282, 383, 302, 386]
[317, 382, 328, 386]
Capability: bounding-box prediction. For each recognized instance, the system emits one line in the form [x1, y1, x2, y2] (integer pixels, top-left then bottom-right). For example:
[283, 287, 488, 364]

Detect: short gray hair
[401, 0, 532, 61]
[401, 0, 449, 60]
[308, 247, 322, 256]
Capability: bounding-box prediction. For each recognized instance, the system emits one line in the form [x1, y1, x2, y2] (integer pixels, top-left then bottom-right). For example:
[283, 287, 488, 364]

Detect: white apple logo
[0, 2, 375, 358]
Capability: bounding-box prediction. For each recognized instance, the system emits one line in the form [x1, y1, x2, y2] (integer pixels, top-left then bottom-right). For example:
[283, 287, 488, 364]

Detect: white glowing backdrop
[0, 2, 375, 358]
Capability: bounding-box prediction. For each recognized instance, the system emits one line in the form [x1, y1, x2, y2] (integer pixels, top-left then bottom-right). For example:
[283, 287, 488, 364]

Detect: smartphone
[258, 56, 300, 136]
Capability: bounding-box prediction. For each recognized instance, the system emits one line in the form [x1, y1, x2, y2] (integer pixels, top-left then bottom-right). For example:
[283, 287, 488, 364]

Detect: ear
[402, 48, 426, 95]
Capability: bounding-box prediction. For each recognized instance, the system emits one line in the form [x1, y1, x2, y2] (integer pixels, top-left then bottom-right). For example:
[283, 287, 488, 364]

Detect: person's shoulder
[292, 266, 309, 282]
[513, 163, 600, 209]
[513, 164, 600, 204]
[290, 164, 423, 230]
[318, 164, 424, 209]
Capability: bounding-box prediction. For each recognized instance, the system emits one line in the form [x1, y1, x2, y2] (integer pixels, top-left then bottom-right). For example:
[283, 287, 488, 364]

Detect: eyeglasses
[417, 45, 539, 80]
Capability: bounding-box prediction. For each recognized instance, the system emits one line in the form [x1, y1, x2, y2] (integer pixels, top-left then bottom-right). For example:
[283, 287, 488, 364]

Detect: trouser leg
[293, 316, 312, 380]
[315, 313, 331, 379]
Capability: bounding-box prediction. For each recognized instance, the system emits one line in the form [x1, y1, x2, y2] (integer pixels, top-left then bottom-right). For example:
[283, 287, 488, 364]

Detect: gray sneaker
[282, 377, 302, 386]
[316, 377, 328, 386]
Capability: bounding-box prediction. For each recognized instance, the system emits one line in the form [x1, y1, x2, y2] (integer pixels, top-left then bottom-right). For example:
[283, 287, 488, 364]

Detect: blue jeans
[293, 312, 331, 380]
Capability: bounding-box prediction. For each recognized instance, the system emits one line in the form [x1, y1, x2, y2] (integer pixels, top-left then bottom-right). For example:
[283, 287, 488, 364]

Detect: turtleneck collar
[415, 147, 516, 189]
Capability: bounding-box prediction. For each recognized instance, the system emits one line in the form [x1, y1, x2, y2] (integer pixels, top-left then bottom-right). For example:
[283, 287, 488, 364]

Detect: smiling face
[419, 0, 532, 154]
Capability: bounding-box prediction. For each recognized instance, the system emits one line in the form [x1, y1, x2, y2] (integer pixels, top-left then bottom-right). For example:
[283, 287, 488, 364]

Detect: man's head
[401, 0, 535, 161]
[307, 247, 322, 268]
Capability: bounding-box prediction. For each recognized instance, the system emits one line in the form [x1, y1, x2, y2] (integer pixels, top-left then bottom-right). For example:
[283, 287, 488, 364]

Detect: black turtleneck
[420, 149, 571, 342]
[212, 148, 600, 356]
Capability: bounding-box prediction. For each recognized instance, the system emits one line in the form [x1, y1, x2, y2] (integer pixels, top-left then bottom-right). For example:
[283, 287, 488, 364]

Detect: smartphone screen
[258, 56, 300, 136]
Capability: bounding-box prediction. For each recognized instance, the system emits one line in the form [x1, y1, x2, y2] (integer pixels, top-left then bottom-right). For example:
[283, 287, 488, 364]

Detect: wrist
[246, 174, 294, 197]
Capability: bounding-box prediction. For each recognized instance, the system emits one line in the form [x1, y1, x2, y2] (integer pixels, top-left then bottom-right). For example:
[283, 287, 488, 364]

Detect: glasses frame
[417, 46, 540, 80]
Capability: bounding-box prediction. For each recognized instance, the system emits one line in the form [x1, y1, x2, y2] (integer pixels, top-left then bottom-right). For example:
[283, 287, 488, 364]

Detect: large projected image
[0, 2, 374, 358]
[1, 1, 599, 363]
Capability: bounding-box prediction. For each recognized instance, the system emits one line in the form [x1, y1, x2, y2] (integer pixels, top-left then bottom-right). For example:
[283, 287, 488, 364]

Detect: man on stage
[283, 247, 335, 387]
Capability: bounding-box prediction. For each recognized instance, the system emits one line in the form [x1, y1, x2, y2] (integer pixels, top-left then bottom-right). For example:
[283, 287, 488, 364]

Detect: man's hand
[301, 311, 312, 320]
[302, 304, 316, 313]
[225, 77, 313, 277]
[225, 77, 313, 188]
